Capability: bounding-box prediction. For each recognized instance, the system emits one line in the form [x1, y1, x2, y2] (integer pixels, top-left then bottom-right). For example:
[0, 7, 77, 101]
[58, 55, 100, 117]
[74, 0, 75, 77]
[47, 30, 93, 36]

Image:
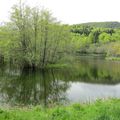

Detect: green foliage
[70, 23, 120, 60]
[0, 1, 71, 68]
[99, 32, 111, 43]
[106, 41, 120, 58]
[89, 29, 101, 43]
[0, 99, 120, 120]
[71, 25, 93, 36]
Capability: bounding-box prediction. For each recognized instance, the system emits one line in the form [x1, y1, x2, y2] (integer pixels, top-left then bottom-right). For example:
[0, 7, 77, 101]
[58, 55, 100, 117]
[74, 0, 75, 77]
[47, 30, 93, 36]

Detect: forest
[70, 22, 120, 59]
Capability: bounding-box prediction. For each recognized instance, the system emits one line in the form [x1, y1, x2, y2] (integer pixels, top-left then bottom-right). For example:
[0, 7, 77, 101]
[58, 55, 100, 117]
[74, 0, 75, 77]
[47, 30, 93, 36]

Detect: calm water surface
[0, 56, 120, 107]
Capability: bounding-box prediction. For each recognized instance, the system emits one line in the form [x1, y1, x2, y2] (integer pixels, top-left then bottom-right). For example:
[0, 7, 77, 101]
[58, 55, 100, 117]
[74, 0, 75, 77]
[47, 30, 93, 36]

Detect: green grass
[0, 99, 120, 120]
[106, 57, 120, 61]
[46, 63, 68, 69]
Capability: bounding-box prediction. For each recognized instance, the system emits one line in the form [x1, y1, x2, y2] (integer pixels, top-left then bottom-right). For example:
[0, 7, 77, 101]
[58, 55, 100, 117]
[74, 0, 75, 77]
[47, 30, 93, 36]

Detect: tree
[0, 0, 71, 69]
[99, 32, 111, 43]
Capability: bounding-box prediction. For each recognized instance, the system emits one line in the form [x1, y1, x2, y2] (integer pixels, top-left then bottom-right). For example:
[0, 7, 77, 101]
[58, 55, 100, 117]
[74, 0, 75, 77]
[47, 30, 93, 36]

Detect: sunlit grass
[0, 99, 120, 120]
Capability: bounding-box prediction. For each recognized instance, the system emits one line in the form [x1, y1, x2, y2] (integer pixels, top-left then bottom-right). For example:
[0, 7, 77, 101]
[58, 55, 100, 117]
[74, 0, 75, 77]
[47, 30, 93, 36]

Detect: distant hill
[76, 22, 120, 28]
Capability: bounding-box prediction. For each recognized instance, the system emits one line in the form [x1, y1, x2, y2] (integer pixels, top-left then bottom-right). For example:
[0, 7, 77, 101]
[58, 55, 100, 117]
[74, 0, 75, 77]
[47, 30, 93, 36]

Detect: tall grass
[0, 99, 120, 120]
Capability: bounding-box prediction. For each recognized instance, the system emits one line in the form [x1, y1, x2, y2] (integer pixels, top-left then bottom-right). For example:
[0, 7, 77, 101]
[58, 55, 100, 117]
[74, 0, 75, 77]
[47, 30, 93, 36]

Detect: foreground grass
[0, 99, 120, 120]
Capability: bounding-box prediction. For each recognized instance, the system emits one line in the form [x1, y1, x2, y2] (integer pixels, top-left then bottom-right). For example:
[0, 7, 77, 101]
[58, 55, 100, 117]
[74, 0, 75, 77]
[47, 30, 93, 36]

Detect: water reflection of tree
[1, 57, 120, 106]
[67, 57, 120, 84]
[0, 69, 70, 106]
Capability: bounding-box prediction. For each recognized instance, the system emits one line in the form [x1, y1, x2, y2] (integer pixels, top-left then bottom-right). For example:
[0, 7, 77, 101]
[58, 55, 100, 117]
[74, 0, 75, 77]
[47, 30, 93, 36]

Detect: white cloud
[0, 0, 120, 24]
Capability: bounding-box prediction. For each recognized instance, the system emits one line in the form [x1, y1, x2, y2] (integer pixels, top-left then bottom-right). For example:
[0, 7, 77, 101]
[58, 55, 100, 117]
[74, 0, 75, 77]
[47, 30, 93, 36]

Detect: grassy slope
[80, 21, 120, 28]
[0, 99, 120, 120]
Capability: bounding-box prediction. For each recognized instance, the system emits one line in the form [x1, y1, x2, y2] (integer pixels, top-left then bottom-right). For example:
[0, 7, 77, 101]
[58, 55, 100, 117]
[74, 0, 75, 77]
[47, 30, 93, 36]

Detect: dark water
[0, 56, 120, 107]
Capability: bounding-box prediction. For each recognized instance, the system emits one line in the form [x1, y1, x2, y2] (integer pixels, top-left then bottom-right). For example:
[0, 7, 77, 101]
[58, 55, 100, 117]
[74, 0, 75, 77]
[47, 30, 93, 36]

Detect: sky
[0, 0, 120, 24]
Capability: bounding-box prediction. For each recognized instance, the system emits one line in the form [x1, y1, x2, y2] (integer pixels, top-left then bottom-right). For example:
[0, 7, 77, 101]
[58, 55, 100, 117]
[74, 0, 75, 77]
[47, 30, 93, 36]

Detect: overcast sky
[0, 0, 120, 24]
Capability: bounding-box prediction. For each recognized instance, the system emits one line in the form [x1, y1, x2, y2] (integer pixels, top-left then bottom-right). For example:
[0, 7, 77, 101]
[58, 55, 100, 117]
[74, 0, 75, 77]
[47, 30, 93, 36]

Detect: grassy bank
[106, 57, 120, 61]
[77, 41, 120, 61]
[0, 99, 120, 120]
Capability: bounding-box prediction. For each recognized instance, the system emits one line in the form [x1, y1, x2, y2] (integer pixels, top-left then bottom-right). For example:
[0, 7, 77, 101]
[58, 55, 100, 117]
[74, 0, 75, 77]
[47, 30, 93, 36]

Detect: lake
[0, 55, 120, 107]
